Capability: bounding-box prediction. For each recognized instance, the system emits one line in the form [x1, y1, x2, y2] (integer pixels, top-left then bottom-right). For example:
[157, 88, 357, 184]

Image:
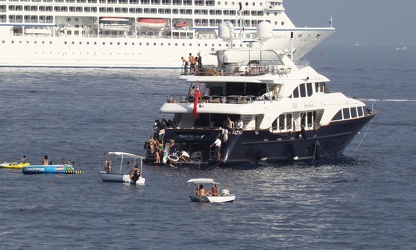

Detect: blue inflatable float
[22, 165, 83, 175]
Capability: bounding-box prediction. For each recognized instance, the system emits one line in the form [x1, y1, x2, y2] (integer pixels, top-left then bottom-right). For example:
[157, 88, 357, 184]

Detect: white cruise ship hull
[0, 0, 334, 68]
[0, 28, 333, 68]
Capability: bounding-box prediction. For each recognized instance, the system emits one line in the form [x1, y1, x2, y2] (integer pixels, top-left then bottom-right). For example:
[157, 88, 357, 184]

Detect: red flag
[193, 84, 201, 117]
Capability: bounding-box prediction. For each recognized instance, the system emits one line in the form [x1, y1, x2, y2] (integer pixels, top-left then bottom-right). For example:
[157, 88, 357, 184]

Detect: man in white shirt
[210, 136, 222, 160]
[178, 150, 190, 162]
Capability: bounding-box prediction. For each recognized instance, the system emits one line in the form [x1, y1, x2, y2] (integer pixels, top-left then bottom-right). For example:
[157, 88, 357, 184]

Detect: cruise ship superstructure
[0, 0, 334, 68]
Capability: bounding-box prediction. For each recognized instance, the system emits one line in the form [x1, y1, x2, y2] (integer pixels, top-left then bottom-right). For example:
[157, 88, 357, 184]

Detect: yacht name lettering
[304, 101, 315, 108]
[178, 134, 203, 139]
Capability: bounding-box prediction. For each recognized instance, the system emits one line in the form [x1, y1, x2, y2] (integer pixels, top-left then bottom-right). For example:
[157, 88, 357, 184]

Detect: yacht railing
[166, 94, 279, 104]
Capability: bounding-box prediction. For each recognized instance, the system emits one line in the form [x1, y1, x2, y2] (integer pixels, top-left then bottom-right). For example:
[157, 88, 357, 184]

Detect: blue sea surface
[1, 45, 416, 249]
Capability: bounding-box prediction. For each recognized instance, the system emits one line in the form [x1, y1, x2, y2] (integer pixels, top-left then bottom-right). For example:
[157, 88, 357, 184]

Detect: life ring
[167, 155, 179, 162]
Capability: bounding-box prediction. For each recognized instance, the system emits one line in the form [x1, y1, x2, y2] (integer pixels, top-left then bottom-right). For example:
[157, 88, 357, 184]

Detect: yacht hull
[146, 114, 375, 166]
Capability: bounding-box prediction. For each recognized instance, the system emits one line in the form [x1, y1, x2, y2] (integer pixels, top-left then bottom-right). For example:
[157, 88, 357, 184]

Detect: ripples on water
[1, 46, 416, 249]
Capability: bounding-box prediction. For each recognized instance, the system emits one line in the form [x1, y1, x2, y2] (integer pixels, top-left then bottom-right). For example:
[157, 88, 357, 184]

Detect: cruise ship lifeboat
[174, 21, 188, 28]
[137, 18, 167, 29]
[99, 17, 131, 31]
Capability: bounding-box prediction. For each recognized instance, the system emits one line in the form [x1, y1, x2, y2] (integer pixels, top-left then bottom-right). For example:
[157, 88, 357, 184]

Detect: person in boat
[225, 117, 235, 131]
[154, 139, 161, 163]
[210, 136, 222, 160]
[236, 118, 244, 130]
[169, 139, 177, 155]
[178, 150, 190, 163]
[197, 52, 202, 69]
[188, 53, 196, 75]
[181, 56, 188, 75]
[189, 86, 196, 98]
[105, 160, 112, 173]
[43, 155, 49, 165]
[21, 155, 28, 163]
[148, 136, 156, 154]
[198, 184, 207, 196]
[207, 184, 219, 196]
[129, 163, 140, 183]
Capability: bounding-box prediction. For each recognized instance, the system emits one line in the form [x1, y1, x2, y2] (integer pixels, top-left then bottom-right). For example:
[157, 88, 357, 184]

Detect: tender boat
[99, 17, 132, 31]
[0, 162, 30, 169]
[136, 18, 167, 29]
[98, 152, 145, 185]
[144, 21, 376, 166]
[186, 178, 235, 203]
[22, 165, 83, 174]
[173, 21, 188, 28]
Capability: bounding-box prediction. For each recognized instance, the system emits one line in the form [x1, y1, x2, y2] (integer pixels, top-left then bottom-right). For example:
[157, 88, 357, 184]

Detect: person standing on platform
[181, 56, 188, 75]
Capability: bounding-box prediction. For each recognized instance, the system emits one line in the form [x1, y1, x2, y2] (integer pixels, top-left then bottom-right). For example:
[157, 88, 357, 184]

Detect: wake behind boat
[144, 21, 376, 166]
[99, 152, 145, 185]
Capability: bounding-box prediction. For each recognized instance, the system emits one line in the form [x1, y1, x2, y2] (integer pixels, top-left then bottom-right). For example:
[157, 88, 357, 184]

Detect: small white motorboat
[186, 178, 235, 203]
[99, 152, 145, 185]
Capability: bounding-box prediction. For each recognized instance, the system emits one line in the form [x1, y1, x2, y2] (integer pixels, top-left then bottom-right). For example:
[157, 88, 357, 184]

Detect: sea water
[1, 45, 416, 249]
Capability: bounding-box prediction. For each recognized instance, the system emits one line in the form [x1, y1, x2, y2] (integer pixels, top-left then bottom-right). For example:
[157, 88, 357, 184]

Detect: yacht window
[358, 107, 363, 116]
[343, 108, 350, 119]
[278, 115, 285, 129]
[301, 113, 306, 128]
[306, 83, 313, 96]
[351, 107, 357, 118]
[332, 110, 343, 121]
[286, 114, 292, 129]
[293, 87, 299, 98]
[307, 112, 314, 127]
[299, 84, 306, 97]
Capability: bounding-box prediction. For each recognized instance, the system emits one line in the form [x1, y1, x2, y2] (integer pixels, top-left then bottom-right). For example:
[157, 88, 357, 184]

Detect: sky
[284, 0, 415, 47]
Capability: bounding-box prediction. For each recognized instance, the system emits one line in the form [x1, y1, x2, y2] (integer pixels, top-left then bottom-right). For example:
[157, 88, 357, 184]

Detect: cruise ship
[0, 0, 334, 68]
